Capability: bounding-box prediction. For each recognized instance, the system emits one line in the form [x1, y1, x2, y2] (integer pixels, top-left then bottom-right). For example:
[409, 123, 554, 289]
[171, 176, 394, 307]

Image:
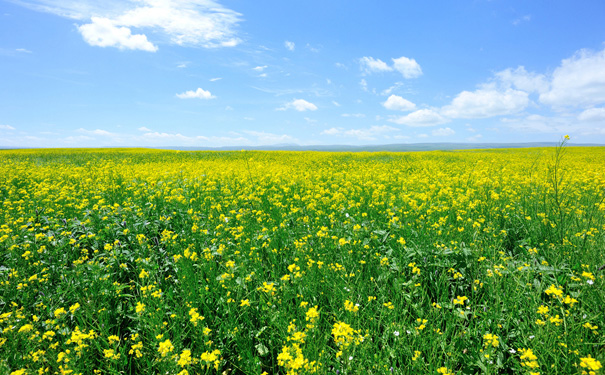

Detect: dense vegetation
[1, 143, 603, 374]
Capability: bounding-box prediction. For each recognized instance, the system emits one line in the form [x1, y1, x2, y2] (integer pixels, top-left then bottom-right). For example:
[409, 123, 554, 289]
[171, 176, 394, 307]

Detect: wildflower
[103, 349, 120, 360]
[18, 324, 34, 333]
[69, 303, 80, 314]
[135, 302, 145, 314]
[240, 299, 250, 307]
[518, 348, 539, 369]
[158, 339, 174, 357]
[483, 333, 499, 348]
[544, 285, 563, 299]
[453, 296, 468, 305]
[537, 305, 549, 315]
[383, 302, 394, 309]
[177, 349, 192, 367]
[344, 300, 359, 313]
[579, 355, 602, 374]
[412, 350, 421, 361]
[189, 308, 203, 326]
[139, 269, 149, 279]
[562, 295, 578, 307]
[437, 367, 453, 375]
[107, 335, 120, 345]
[54, 307, 66, 318]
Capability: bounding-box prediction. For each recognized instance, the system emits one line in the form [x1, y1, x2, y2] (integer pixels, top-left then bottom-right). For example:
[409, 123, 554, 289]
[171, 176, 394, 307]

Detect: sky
[1, 0, 605, 148]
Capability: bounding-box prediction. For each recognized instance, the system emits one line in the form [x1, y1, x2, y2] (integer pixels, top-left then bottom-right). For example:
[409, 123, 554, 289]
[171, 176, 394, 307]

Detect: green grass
[0, 143, 603, 374]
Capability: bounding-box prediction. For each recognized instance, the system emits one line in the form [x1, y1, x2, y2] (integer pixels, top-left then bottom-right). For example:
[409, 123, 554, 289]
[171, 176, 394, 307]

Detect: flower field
[0, 144, 603, 375]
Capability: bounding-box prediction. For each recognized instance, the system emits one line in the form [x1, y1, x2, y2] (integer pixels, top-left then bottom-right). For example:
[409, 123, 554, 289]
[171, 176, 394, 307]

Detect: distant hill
[157, 142, 604, 152]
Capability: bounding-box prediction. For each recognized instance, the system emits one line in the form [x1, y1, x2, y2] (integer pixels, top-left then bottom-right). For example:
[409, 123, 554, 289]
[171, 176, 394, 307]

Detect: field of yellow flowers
[0, 143, 603, 375]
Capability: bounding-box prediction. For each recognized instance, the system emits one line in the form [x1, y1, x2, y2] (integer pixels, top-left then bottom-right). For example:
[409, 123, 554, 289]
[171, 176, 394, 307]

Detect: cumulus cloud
[78, 17, 158, 51]
[360, 56, 422, 78]
[578, 107, 605, 122]
[21, 0, 242, 50]
[320, 125, 399, 140]
[253, 65, 267, 72]
[441, 88, 529, 119]
[383, 95, 416, 111]
[359, 57, 392, 74]
[495, 66, 548, 93]
[284, 41, 295, 51]
[391, 56, 422, 79]
[539, 48, 605, 107]
[277, 99, 318, 112]
[389, 109, 448, 127]
[176, 88, 215, 99]
[76, 128, 117, 136]
[431, 127, 455, 137]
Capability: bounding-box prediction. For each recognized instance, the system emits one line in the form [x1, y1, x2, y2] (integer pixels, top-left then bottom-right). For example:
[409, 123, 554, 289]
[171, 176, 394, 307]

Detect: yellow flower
[544, 285, 563, 299]
[483, 333, 499, 348]
[240, 299, 250, 307]
[344, 300, 359, 313]
[139, 269, 149, 279]
[537, 305, 549, 315]
[135, 302, 145, 314]
[189, 308, 204, 326]
[158, 339, 174, 357]
[177, 349, 192, 367]
[18, 324, 34, 333]
[580, 355, 602, 372]
[54, 307, 66, 318]
[69, 303, 80, 314]
[453, 296, 468, 305]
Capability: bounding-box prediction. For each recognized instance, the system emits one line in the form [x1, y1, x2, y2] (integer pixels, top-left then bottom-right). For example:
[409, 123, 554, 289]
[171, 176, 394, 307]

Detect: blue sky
[1, 0, 605, 148]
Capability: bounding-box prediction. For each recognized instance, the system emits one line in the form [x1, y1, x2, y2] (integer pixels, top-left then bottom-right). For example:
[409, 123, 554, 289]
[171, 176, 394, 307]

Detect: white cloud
[16, 48, 32, 53]
[332, 101, 341, 107]
[137, 126, 152, 131]
[176, 88, 215, 99]
[431, 127, 455, 137]
[0, 125, 16, 130]
[277, 99, 318, 112]
[441, 88, 529, 119]
[78, 17, 158, 51]
[500, 114, 572, 133]
[512, 15, 531, 26]
[467, 134, 483, 142]
[392, 56, 422, 79]
[360, 56, 422, 79]
[359, 56, 392, 74]
[244, 130, 296, 144]
[21, 0, 242, 49]
[321, 125, 399, 140]
[209, 77, 222, 82]
[253, 65, 267, 72]
[539, 47, 605, 107]
[389, 109, 448, 127]
[495, 66, 548, 93]
[360, 79, 368, 91]
[341, 113, 366, 118]
[578, 107, 605, 122]
[381, 82, 404, 96]
[383, 95, 416, 111]
[285, 41, 295, 51]
[76, 128, 117, 136]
